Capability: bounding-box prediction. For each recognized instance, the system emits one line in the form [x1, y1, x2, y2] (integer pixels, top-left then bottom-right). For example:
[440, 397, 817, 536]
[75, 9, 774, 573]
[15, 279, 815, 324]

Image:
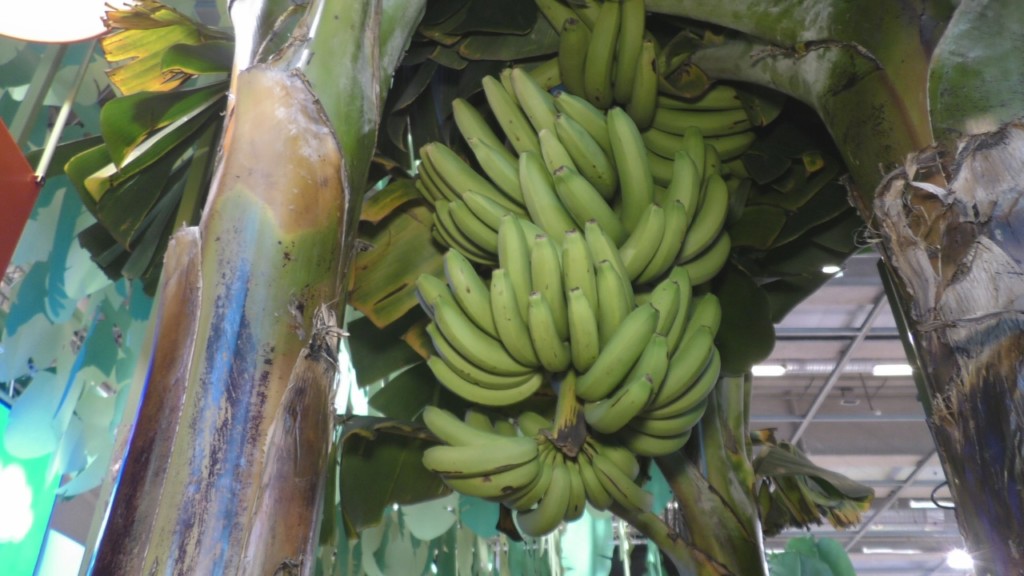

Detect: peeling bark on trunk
[874, 122, 1024, 575]
[93, 66, 349, 576]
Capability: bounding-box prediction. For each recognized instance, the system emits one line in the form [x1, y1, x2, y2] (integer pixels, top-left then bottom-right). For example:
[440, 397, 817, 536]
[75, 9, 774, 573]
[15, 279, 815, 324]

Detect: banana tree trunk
[89, 0, 425, 573]
[873, 123, 1024, 575]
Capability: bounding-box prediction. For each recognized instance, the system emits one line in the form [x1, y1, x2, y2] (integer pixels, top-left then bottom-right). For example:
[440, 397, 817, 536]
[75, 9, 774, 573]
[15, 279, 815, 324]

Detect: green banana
[423, 405, 506, 446]
[511, 67, 557, 135]
[646, 150, 674, 187]
[432, 203, 495, 265]
[607, 107, 654, 232]
[535, 0, 578, 31]
[568, 0, 601, 29]
[651, 106, 752, 137]
[680, 127, 705, 197]
[517, 411, 554, 437]
[519, 150, 579, 238]
[584, 219, 632, 294]
[449, 199, 499, 254]
[679, 173, 729, 261]
[576, 303, 659, 402]
[680, 230, 731, 285]
[583, 0, 621, 108]
[585, 437, 640, 480]
[465, 137, 525, 205]
[643, 128, 756, 162]
[656, 84, 743, 111]
[500, 68, 519, 107]
[422, 142, 522, 214]
[578, 450, 614, 510]
[505, 443, 556, 511]
[423, 436, 539, 477]
[619, 426, 692, 457]
[591, 449, 651, 513]
[664, 150, 702, 228]
[629, 398, 707, 437]
[552, 166, 626, 244]
[648, 324, 714, 409]
[539, 128, 577, 175]
[462, 190, 516, 230]
[428, 355, 544, 406]
[416, 273, 450, 318]
[464, 409, 495, 433]
[497, 214, 533, 319]
[624, 334, 670, 396]
[527, 291, 572, 373]
[561, 228, 599, 312]
[636, 199, 688, 284]
[443, 456, 542, 500]
[530, 233, 569, 340]
[490, 269, 542, 367]
[664, 267, 694, 351]
[553, 91, 614, 159]
[426, 323, 537, 389]
[516, 459, 572, 537]
[453, 98, 518, 167]
[564, 458, 587, 522]
[584, 373, 653, 434]
[687, 292, 722, 335]
[594, 259, 631, 348]
[567, 287, 601, 373]
[646, 346, 721, 418]
[647, 278, 681, 335]
[443, 250, 498, 336]
[416, 177, 439, 205]
[433, 292, 532, 376]
[482, 75, 541, 155]
[493, 419, 518, 437]
[554, 113, 617, 199]
[420, 155, 459, 203]
[612, 0, 645, 105]
[617, 202, 666, 281]
[558, 17, 590, 98]
[625, 38, 658, 130]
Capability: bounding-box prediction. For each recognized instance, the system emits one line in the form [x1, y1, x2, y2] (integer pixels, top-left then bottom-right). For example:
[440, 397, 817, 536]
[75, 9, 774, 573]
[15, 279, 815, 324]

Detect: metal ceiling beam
[775, 327, 901, 339]
[844, 450, 940, 552]
[752, 413, 924, 423]
[790, 296, 888, 443]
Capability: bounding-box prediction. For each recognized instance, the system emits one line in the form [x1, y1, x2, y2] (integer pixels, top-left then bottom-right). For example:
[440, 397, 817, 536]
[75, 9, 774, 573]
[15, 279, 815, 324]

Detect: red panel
[0, 119, 41, 273]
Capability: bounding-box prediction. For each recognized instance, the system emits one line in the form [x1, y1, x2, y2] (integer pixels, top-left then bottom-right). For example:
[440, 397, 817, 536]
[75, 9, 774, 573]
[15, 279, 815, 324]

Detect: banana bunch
[549, 0, 759, 171]
[418, 66, 731, 287]
[424, 406, 652, 537]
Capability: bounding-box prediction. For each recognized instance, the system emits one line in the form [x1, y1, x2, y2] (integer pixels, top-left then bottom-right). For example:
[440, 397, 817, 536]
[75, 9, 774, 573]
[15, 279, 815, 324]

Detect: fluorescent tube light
[872, 364, 913, 377]
[751, 364, 787, 377]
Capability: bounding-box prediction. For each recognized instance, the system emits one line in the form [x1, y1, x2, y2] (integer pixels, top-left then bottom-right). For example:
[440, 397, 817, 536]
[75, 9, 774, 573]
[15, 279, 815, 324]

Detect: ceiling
[755, 250, 966, 575]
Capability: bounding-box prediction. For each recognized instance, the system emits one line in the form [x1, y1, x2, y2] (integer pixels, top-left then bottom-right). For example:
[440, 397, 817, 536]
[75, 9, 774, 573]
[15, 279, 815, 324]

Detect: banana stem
[550, 371, 587, 456]
[608, 503, 705, 575]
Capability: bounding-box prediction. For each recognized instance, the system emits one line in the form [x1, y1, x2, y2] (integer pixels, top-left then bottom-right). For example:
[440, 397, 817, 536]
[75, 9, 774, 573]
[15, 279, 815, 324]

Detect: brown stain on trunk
[92, 230, 202, 575]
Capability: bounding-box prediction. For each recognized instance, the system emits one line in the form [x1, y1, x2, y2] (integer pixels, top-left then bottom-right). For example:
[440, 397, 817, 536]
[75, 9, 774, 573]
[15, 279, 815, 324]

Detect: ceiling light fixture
[751, 364, 787, 377]
[872, 364, 914, 377]
[946, 548, 974, 570]
[909, 499, 955, 509]
[862, 547, 921, 555]
[0, 1, 107, 43]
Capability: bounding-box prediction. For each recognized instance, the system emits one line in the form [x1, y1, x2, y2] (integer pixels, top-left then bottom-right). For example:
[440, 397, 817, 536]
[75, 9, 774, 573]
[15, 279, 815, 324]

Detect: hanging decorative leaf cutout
[102, 0, 233, 95]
